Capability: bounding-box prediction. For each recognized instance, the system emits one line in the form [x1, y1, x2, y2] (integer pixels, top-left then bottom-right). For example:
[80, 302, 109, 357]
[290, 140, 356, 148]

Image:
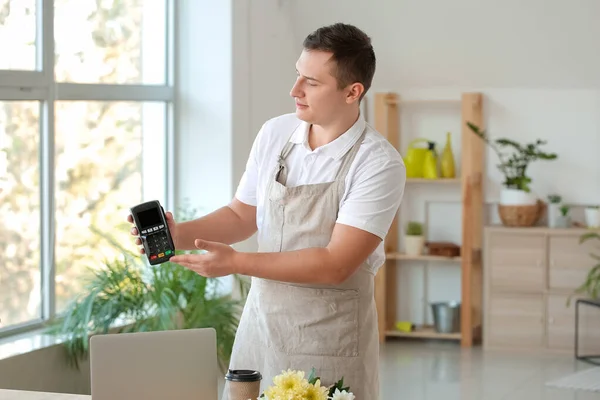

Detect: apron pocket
[257, 284, 359, 357]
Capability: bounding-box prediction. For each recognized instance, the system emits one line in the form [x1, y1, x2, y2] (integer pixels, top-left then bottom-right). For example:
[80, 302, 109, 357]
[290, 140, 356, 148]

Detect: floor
[379, 340, 600, 400]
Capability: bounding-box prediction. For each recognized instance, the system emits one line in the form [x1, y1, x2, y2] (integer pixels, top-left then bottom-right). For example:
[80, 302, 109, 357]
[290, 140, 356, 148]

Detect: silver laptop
[90, 328, 218, 400]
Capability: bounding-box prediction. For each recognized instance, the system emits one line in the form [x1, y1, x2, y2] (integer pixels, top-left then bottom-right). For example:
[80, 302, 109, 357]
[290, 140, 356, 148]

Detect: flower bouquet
[258, 368, 355, 400]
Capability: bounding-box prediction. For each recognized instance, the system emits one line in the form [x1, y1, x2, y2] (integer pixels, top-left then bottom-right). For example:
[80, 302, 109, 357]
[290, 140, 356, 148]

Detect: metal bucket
[430, 301, 461, 333]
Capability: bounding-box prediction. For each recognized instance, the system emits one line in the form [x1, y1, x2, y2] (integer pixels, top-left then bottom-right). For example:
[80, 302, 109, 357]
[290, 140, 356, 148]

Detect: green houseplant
[568, 231, 600, 304]
[555, 205, 571, 228]
[404, 221, 424, 256]
[466, 122, 558, 205]
[46, 204, 250, 371]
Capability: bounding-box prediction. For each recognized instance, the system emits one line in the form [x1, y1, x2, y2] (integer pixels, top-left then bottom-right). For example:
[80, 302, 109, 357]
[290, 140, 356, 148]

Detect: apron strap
[335, 126, 367, 182]
[275, 135, 297, 186]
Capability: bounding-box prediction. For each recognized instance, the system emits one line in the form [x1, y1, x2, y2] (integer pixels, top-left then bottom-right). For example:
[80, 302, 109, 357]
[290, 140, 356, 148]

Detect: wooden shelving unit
[373, 92, 484, 347]
[386, 326, 462, 340]
[406, 178, 461, 184]
[385, 253, 461, 262]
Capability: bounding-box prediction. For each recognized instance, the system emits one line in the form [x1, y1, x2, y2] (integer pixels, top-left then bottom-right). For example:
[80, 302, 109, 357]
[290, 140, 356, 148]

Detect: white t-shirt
[235, 112, 406, 274]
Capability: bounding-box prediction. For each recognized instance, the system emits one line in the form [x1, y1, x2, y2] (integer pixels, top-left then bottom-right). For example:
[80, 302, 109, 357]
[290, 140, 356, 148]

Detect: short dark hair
[303, 23, 376, 100]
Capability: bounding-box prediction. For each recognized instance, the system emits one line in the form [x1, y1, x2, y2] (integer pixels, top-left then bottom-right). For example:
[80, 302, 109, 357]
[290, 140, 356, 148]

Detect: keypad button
[145, 230, 172, 257]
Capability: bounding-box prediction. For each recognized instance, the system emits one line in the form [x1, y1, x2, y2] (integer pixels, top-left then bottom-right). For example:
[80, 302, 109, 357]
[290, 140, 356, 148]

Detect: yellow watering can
[404, 138, 430, 178]
[422, 141, 439, 179]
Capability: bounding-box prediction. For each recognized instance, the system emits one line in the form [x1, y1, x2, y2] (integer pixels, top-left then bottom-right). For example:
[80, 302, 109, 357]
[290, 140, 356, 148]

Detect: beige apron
[225, 126, 379, 399]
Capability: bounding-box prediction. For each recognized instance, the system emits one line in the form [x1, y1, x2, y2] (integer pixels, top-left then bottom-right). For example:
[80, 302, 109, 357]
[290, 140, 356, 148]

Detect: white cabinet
[483, 226, 600, 353]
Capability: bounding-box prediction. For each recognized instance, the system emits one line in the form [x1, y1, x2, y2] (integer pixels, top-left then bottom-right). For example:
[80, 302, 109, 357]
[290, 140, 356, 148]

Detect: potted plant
[547, 194, 562, 228]
[405, 221, 424, 256]
[568, 231, 600, 304]
[46, 205, 250, 371]
[466, 122, 558, 205]
[585, 205, 600, 228]
[555, 205, 571, 228]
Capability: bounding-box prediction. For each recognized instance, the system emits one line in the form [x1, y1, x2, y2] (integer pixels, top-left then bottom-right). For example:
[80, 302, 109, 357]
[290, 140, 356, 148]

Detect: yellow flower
[272, 369, 307, 392]
[264, 369, 310, 400]
[263, 385, 283, 400]
[303, 379, 329, 400]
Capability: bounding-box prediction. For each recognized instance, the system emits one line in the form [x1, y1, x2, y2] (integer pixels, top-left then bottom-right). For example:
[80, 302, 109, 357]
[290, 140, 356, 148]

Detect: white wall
[288, 0, 600, 89]
[175, 0, 299, 254]
[176, 0, 233, 215]
[281, 0, 600, 326]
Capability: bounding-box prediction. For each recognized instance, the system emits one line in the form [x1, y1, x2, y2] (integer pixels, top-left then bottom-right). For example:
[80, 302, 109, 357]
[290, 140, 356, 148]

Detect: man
[129, 23, 405, 399]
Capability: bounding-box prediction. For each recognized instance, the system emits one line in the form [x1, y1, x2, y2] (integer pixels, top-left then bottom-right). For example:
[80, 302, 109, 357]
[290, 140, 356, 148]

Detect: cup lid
[225, 369, 262, 382]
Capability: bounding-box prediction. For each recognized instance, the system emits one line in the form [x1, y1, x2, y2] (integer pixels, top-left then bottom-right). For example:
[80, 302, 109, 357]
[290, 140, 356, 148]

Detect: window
[0, 1, 174, 334]
[0, 101, 41, 326]
[0, 0, 37, 70]
[54, 101, 167, 312]
[54, 0, 167, 84]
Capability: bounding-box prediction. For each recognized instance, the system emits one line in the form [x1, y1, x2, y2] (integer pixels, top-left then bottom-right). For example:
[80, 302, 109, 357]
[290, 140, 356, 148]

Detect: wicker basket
[498, 200, 546, 227]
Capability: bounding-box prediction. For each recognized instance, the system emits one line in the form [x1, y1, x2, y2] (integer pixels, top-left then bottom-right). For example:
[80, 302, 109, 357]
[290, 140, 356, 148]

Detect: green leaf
[495, 138, 523, 151]
[328, 376, 351, 396]
[308, 367, 319, 385]
[466, 122, 481, 133]
[580, 232, 600, 244]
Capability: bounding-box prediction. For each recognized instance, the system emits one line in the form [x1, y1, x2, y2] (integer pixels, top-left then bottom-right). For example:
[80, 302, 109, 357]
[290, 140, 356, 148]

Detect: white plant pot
[500, 188, 537, 206]
[555, 215, 571, 229]
[548, 203, 560, 228]
[405, 235, 425, 256]
[585, 208, 600, 228]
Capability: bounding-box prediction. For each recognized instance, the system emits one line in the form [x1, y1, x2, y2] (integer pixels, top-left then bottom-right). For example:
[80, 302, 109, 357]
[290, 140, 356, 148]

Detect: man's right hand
[127, 211, 179, 254]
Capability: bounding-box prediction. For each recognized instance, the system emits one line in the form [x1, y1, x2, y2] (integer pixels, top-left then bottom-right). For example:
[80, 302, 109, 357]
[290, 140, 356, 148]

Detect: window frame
[0, 0, 176, 338]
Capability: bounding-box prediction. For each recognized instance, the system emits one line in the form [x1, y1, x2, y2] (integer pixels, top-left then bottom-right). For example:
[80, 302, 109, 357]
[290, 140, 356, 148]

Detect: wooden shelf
[374, 91, 484, 348]
[385, 326, 461, 340]
[406, 178, 461, 184]
[386, 252, 461, 262]
[386, 99, 461, 105]
[401, 99, 461, 104]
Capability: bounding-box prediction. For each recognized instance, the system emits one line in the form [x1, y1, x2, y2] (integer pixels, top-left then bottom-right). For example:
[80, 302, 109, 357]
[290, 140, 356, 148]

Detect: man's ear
[346, 82, 364, 104]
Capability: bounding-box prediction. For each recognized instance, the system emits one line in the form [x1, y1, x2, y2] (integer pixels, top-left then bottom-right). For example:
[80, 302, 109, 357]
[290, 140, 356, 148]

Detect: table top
[0, 390, 90, 400]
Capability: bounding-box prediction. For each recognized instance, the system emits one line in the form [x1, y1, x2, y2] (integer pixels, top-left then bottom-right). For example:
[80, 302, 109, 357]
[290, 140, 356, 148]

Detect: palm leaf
[580, 231, 600, 244]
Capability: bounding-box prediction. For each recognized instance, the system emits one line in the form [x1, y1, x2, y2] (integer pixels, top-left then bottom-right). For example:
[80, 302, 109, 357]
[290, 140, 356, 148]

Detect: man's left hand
[169, 239, 238, 278]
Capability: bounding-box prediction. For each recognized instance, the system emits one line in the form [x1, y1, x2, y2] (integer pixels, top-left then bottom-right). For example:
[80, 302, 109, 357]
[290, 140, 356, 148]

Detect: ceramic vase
[585, 207, 600, 228]
[555, 215, 571, 228]
[440, 132, 456, 178]
[405, 235, 425, 256]
[547, 203, 560, 228]
[500, 188, 537, 206]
